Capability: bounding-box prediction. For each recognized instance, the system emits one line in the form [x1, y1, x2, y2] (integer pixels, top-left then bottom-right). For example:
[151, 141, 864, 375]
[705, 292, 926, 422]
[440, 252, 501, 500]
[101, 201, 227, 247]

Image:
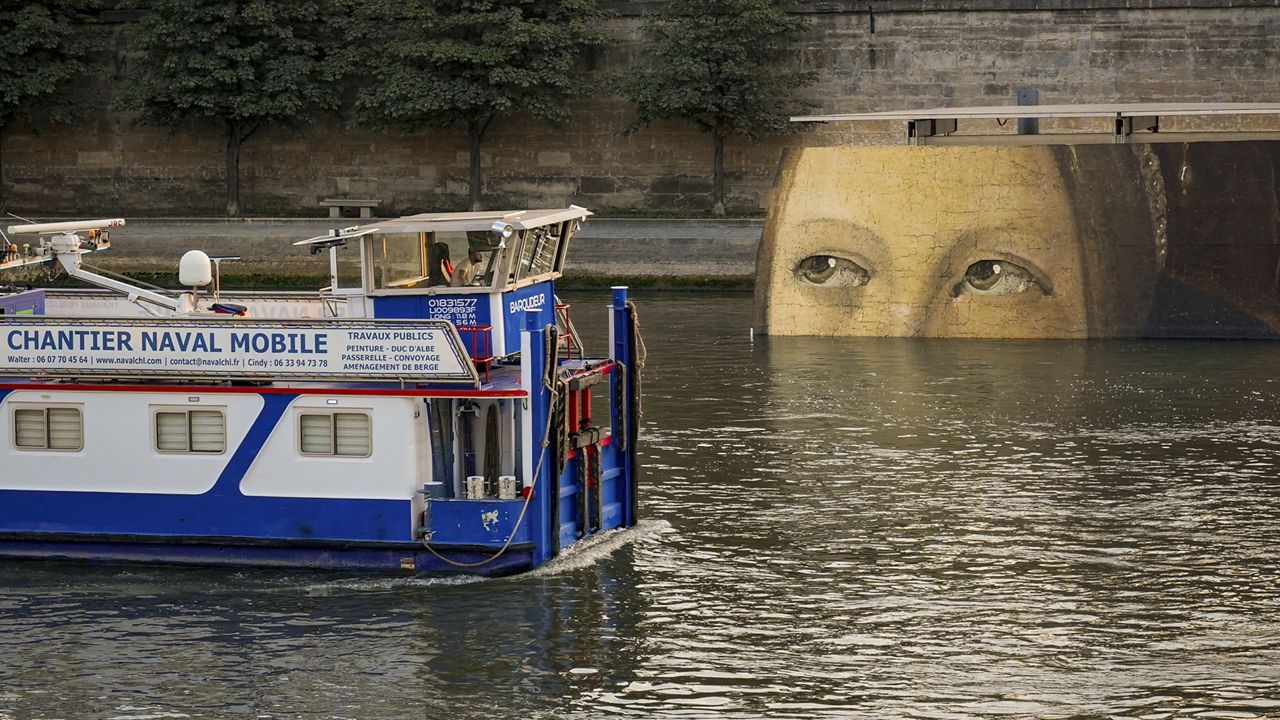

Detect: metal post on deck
[610, 286, 628, 367]
[609, 286, 638, 528]
[525, 308, 555, 564]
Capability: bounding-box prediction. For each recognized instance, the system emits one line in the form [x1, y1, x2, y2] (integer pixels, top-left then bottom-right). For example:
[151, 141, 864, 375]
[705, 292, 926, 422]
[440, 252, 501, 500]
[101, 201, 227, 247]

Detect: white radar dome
[179, 250, 213, 287]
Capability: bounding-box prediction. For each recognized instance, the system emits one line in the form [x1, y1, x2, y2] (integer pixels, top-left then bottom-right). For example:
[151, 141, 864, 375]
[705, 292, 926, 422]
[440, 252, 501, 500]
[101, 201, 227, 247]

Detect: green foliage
[338, 0, 610, 133]
[0, 0, 95, 130]
[618, 0, 815, 139]
[116, 0, 335, 132]
[117, 0, 339, 215]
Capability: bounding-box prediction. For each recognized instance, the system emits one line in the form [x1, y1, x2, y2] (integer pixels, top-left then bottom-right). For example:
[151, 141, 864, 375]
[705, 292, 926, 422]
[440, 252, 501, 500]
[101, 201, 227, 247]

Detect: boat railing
[456, 324, 494, 382]
[555, 299, 583, 360]
[316, 286, 350, 318]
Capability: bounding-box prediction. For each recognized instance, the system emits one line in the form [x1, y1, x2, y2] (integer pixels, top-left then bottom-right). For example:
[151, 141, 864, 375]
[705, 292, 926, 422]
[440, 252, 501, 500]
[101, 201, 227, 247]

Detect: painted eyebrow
[786, 222, 885, 267]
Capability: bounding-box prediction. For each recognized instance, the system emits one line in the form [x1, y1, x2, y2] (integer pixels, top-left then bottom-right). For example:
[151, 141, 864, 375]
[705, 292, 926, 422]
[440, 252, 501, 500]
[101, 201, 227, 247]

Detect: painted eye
[796, 255, 870, 287]
[959, 260, 1046, 296]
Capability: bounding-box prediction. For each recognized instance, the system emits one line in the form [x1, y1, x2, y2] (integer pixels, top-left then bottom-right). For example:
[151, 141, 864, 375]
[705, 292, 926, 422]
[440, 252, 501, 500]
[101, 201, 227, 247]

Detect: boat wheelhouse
[0, 208, 641, 576]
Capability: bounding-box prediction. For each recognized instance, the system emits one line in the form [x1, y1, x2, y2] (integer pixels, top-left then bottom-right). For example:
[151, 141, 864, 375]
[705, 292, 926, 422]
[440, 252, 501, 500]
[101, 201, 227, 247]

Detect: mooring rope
[421, 324, 561, 569]
[628, 300, 647, 420]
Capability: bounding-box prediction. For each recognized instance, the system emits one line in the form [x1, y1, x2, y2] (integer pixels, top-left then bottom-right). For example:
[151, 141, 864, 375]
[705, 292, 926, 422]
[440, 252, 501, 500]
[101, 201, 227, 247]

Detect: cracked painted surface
[755, 143, 1280, 339]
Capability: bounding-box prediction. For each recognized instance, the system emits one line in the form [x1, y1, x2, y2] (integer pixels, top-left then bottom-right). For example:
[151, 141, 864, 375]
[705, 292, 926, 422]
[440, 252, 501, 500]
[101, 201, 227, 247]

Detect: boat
[0, 208, 642, 576]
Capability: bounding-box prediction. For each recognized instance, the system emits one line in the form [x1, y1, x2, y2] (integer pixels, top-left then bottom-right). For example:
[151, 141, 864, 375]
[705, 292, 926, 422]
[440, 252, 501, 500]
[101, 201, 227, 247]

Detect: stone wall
[2, 1, 1278, 217]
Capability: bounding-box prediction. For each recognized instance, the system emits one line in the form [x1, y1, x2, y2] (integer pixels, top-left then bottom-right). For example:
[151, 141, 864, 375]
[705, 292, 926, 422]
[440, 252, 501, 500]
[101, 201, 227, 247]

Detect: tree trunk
[467, 121, 484, 212]
[712, 132, 726, 217]
[226, 121, 241, 217]
[0, 129, 6, 214]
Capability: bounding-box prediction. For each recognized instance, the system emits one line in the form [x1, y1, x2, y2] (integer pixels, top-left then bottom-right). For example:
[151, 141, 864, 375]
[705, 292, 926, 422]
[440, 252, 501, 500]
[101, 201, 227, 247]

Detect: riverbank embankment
[7, 217, 761, 290]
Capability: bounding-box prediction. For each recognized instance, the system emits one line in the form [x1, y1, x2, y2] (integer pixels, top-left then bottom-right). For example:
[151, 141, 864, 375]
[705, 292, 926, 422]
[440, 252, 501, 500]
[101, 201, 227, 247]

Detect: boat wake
[520, 518, 672, 578]
[298, 520, 670, 594]
[301, 571, 488, 595]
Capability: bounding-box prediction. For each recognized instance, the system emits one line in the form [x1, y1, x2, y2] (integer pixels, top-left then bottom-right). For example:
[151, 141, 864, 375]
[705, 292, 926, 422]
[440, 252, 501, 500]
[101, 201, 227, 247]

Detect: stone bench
[319, 198, 380, 219]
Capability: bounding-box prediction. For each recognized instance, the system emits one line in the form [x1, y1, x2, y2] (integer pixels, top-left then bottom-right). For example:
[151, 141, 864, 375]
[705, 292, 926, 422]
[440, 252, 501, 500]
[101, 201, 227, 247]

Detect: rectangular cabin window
[13, 406, 83, 451]
[155, 409, 226, 454]
[299, 412, 371, 457]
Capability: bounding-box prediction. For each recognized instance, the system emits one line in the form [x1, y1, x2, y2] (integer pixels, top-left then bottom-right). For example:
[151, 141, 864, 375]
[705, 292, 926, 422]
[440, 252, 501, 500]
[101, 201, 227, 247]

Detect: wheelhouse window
[370, 231, 505, 290]
[370, 232, 429, 290]
[513, 224, 563, 281]
[155, 409, 226, 453]
[299, 412, 371, 457]
[13, 406, 83, 451]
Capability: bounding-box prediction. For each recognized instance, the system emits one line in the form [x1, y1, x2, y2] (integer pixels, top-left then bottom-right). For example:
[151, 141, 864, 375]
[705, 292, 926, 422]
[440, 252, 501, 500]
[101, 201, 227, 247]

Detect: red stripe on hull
[0, 381, 525, 398]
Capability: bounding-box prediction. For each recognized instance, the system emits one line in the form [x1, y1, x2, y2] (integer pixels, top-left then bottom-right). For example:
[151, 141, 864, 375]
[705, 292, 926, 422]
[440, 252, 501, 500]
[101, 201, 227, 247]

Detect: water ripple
[4, 294, 1280, 718]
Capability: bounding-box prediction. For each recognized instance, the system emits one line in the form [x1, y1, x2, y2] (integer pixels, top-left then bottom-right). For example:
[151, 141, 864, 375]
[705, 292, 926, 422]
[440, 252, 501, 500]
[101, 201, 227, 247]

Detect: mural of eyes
[795, 255, 871, 287]
[958, 259, 1049, 296]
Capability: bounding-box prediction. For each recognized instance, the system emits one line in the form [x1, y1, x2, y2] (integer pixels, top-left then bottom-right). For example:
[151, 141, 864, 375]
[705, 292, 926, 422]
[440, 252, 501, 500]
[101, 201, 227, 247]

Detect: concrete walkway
[49, 217, 763, 285]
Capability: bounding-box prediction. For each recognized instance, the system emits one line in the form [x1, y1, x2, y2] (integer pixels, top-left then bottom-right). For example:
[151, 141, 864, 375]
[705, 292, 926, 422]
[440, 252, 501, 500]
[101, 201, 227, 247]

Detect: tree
[0, 0, 94, 211]
[338, 0, 609, 211]
[618, 0, 815, 216]
[117, 0, 334, 217]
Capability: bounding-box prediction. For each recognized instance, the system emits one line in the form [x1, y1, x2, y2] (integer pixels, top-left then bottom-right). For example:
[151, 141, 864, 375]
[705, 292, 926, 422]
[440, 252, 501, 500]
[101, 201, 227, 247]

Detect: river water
[3, 292, 1279, 719]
